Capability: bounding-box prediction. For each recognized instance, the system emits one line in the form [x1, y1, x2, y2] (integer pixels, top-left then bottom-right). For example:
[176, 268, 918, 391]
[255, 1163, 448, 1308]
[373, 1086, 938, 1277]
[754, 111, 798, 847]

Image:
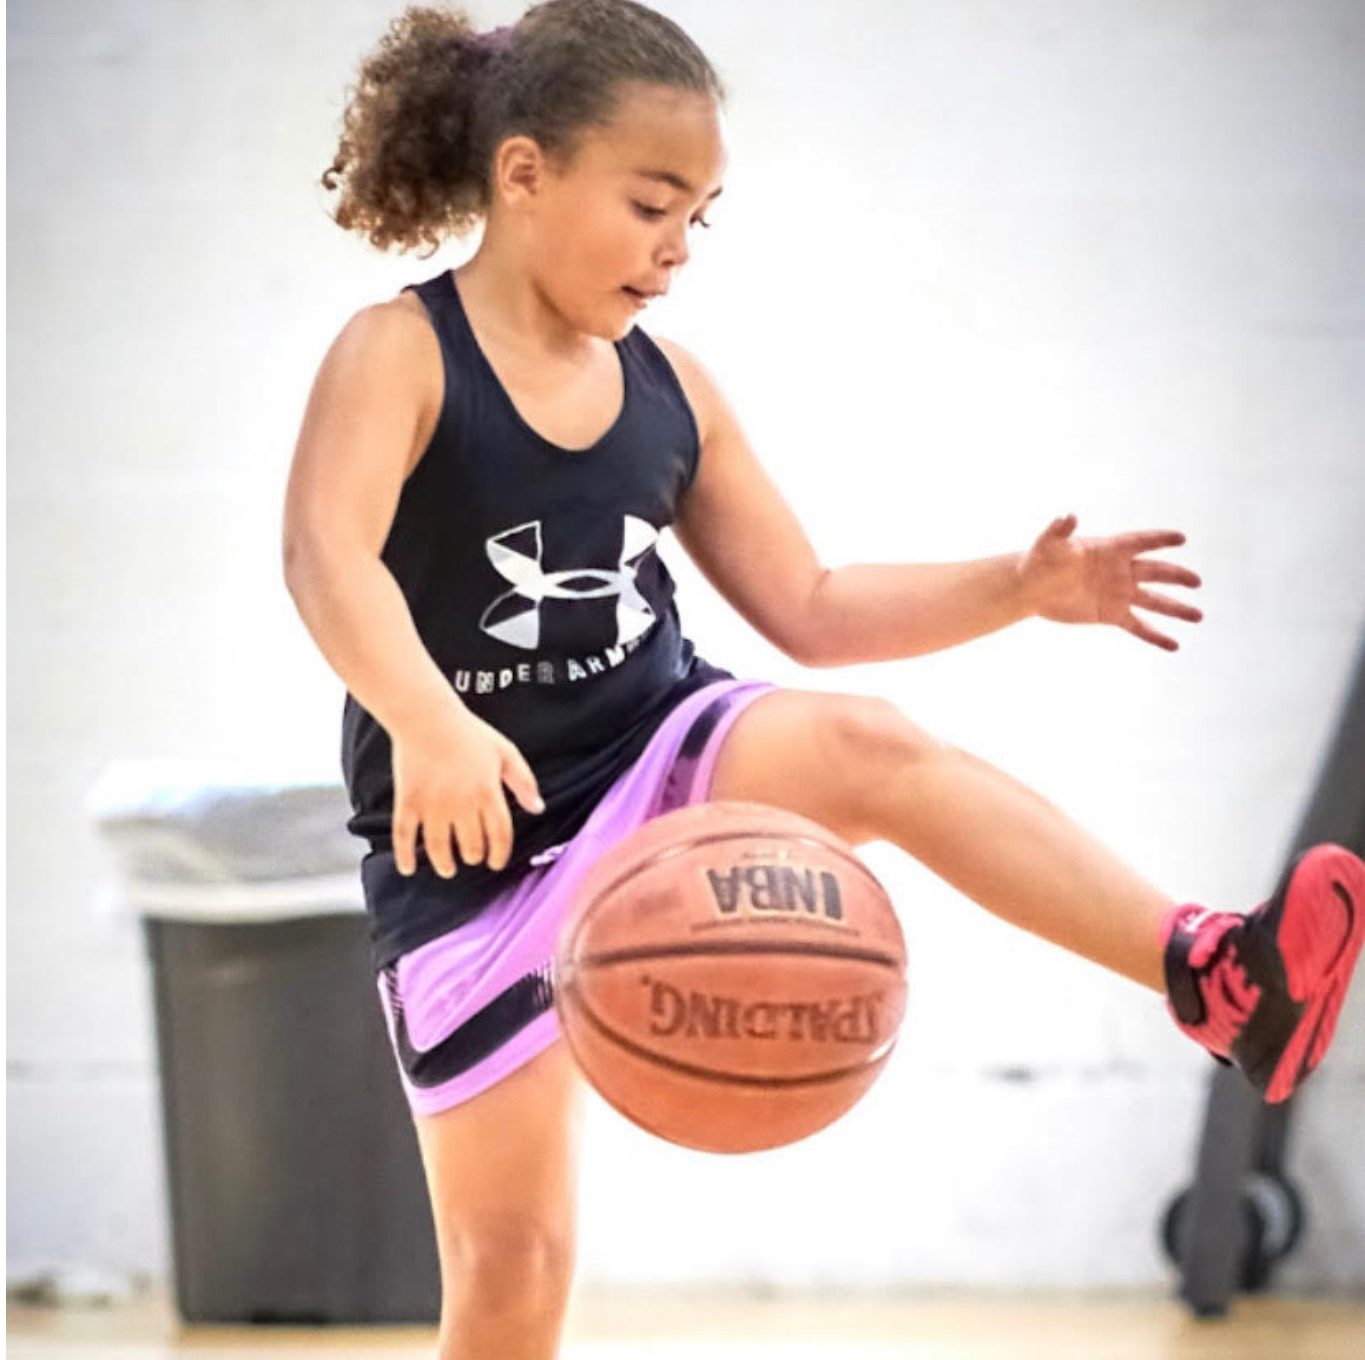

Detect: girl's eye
[632, 202, 713, 229]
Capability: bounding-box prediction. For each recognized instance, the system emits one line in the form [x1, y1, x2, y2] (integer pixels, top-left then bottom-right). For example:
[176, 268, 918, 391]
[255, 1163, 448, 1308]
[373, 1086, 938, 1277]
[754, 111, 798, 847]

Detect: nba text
[706, 863, 845, 923]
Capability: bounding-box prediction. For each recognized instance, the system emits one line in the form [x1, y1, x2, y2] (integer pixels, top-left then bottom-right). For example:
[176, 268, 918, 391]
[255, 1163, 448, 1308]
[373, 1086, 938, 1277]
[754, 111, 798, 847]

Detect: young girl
[284, 1, 1365, 1353]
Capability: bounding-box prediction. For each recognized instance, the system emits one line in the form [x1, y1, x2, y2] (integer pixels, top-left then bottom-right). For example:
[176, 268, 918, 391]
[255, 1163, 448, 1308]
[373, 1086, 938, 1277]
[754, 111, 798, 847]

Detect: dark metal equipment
[1160, 622, 1365, 1316]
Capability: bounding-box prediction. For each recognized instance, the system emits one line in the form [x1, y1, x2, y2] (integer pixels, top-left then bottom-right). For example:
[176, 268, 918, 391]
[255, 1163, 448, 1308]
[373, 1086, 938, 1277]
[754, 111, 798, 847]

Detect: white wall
[8, 0, 1364, 1298]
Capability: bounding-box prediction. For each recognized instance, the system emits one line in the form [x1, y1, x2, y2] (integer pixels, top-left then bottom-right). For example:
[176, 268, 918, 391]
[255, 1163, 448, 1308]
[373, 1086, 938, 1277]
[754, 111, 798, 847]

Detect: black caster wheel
[1161, 1172, 1304, 1290]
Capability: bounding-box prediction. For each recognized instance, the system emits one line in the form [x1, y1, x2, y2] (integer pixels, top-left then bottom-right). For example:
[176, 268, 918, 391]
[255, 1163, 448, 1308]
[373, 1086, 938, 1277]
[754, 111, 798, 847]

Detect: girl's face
[522, 81, 728, 338]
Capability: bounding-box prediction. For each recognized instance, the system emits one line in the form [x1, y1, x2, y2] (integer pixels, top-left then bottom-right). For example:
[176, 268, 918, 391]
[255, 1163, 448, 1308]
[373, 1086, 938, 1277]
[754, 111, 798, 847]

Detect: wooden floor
[7, 1287, 1365, 1358]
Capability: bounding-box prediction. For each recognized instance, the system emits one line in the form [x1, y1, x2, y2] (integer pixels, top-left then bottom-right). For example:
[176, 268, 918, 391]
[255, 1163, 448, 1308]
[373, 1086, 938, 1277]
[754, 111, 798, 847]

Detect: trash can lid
[85, 759, 366, 917]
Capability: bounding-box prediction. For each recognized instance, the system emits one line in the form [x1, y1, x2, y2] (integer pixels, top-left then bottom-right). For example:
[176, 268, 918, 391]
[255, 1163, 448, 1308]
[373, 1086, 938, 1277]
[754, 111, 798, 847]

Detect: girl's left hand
[1017, 513, 1204, 652]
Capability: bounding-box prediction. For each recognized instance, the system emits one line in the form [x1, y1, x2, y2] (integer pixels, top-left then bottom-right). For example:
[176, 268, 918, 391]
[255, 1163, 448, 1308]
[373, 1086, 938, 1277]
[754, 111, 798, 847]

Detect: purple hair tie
[475, 24, 515, 53]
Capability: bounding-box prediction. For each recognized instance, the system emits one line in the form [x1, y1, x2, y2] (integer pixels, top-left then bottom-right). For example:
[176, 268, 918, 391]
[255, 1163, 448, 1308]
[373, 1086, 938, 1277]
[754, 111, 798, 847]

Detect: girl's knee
[439, 1212, 577, 1334]
[448, 1211, 576, 1287]
[413, 1040, 584, 1339]
[829, 694, 943, 772]
[824, 695, 943, 843]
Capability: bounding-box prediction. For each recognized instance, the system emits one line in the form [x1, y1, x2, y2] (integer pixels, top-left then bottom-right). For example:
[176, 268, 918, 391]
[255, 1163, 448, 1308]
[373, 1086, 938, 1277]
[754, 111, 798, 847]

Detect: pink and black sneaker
[1160, 842, 1365, 1104]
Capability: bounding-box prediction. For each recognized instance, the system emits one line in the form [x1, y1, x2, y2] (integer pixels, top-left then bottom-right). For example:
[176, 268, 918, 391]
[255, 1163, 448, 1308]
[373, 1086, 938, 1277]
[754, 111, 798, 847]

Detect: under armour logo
[478, 515, 659, 650]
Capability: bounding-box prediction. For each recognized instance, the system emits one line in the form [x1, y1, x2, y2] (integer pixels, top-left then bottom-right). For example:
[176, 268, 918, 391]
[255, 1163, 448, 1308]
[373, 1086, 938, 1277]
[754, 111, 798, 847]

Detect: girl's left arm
[658, 338, 1202, 665]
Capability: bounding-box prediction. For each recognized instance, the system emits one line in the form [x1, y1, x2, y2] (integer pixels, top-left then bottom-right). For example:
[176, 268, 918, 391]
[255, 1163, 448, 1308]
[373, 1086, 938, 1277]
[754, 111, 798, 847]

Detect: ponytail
[321, 0, 725, 257]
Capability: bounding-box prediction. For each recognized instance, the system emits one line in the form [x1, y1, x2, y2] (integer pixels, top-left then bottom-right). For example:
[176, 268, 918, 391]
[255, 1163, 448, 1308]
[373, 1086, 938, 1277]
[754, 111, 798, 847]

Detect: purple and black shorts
[374, 677, 778, 1118]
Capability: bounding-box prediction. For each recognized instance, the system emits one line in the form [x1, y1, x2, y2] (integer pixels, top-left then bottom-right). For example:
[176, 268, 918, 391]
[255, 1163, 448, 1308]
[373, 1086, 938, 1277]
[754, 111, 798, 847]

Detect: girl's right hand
[390, 702, 545, 877]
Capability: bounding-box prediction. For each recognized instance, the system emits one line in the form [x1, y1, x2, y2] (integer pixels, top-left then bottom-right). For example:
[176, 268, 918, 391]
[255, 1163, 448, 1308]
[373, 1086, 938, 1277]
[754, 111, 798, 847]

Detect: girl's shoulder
[372, 289, 444, 385]
[345, 293, 446, 481]
[647, 333, 716, 448]
[391, 286, 431, 323]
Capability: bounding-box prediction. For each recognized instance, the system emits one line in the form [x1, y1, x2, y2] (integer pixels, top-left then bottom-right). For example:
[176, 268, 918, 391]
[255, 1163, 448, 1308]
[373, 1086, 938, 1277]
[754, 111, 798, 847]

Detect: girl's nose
[660, 226, 689, 270]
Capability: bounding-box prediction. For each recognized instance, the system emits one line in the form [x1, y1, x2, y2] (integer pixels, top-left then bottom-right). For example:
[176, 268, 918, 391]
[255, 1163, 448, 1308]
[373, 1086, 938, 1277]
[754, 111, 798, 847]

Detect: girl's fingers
[452, 809, 487, 869]
[1133, 558, 1202, 588]
[1133, 587, 1203, 622]
[481, 796, 514, 873]
[1123, 612, 1178, 651]
[424, 820, 458, 879]
[1120, 530, 1187, 551]
[392, 806, 419, 875]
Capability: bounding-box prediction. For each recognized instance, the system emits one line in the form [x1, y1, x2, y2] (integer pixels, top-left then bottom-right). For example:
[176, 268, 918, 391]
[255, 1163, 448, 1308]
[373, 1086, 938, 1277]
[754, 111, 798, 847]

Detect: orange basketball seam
[574, 941, 905, 970]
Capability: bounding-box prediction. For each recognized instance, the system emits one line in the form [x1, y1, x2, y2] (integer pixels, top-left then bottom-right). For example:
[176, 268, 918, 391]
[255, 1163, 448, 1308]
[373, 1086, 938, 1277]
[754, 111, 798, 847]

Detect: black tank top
[341, 268, 734, 969]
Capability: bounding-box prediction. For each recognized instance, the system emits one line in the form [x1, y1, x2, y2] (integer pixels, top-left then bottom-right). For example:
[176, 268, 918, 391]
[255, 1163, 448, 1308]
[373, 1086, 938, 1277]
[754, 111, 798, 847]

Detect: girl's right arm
[282, 303, 543, 878]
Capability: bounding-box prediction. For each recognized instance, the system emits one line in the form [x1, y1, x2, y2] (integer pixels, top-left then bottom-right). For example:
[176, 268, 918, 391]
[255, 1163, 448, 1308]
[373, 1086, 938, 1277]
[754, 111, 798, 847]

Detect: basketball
[552, 799, 908, 1153]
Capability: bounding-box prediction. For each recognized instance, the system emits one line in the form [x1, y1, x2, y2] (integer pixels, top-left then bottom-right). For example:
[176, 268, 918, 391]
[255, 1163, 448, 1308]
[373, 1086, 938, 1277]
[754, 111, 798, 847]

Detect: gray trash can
[86, 760, 440, 1325]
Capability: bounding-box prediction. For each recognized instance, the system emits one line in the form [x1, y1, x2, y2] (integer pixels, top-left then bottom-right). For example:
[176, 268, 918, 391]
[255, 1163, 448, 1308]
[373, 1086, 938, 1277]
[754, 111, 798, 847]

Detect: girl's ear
[493, 135, 554, 211]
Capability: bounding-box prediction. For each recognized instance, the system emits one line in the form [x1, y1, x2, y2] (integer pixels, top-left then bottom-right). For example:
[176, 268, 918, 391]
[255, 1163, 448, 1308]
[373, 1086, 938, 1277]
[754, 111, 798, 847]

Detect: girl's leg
[878, 737, 1172, 994]
[707, 687, 1365, 1102]
[707, 688, 1172, 992]
[412, 1037, 586, 1360]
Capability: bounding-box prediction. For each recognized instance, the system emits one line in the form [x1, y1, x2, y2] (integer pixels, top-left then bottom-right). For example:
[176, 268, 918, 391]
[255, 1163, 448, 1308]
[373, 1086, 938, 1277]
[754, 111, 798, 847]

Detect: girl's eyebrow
[633, 168, 724, 200]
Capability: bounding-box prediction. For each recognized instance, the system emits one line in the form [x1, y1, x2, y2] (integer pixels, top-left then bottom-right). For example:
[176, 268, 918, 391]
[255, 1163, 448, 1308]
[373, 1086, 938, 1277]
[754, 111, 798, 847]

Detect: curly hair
[321, 0, 726, 257]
